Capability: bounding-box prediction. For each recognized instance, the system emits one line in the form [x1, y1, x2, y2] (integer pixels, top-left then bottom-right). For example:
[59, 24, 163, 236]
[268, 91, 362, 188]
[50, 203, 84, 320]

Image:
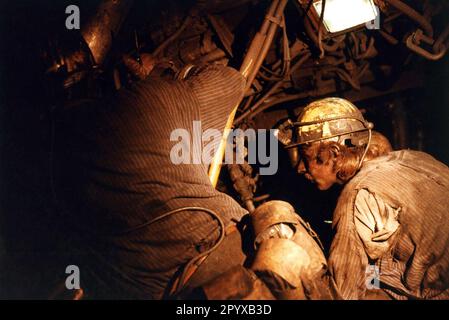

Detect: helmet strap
[356, 128, 372, 172]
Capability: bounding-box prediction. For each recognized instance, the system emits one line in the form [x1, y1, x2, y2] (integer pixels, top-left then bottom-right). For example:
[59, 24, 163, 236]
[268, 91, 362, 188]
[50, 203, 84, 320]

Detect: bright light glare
[313, 0, 378, 33]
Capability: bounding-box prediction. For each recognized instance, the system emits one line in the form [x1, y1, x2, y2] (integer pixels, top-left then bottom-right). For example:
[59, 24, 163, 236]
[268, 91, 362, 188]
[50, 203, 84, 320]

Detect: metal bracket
[264, 14, 282, 26]
[406, 29, 447, 61]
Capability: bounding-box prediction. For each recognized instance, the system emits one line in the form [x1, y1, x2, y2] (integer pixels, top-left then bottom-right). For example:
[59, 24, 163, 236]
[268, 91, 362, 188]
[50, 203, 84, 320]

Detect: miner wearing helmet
[281, 97, 449, 299]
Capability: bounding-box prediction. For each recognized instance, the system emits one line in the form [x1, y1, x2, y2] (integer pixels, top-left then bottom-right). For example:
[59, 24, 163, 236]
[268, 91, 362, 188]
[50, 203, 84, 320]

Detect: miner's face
[297, 143, 338, 191]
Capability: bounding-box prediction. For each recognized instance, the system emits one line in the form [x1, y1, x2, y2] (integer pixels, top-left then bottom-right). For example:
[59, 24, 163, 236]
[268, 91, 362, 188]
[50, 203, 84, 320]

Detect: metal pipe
[379, 29, 399, 45]
[384, 0, 433, 37]
[241, 95, 255, 112]
[208, 0, 288, 187]
[235, 52, 311, 124]
[245, 200, 256, 213]
[81, 0, 134, 65]
[257, 14, 291, 82]
[246, 0, 289, 89]
[253, 194, 271, 203]
[239, 0, 280, 78]
[252, 92, 311, 113]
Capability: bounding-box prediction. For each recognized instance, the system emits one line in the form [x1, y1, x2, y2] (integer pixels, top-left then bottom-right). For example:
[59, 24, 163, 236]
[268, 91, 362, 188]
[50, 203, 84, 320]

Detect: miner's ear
[329, 144, 341, 160]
